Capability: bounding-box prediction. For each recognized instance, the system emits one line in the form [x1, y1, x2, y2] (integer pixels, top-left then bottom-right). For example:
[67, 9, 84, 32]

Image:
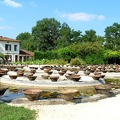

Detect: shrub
[70, 58, 85, 66]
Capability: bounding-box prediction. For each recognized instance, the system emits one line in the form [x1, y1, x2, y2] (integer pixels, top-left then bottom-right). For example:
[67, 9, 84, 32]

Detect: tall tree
[104, 22, 120, 50]
[16, 32, 33, 51]
[82, 29, 97, 43]
[32, 18, 61, 51]
[57, 22, 72, 48]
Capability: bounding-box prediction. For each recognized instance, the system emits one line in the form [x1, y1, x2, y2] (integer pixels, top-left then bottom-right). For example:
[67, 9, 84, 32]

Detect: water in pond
[0, 89, 24, 102]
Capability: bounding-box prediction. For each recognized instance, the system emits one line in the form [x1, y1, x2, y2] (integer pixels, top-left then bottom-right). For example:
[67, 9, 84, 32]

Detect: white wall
[0, 41, 20, 54]
[0, 41, 20, 62]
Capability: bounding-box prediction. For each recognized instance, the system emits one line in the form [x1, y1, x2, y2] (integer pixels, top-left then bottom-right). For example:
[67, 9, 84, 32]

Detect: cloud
[97, 15, 105, 20]
[59, 12, 105, 21]
[0, 26, 14, 30]
[3, 0, 22, 8]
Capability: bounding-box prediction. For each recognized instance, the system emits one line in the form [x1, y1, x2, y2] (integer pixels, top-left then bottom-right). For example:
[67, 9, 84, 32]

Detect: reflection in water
[0, 89, 24, 102]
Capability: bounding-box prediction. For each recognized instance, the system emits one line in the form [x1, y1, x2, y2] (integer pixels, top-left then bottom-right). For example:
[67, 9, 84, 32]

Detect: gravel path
[9, 94, 120, 120]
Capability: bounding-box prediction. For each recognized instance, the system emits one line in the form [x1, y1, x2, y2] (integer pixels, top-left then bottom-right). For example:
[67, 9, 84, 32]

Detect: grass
[104, 78, 120, 89]
[0, 103, 36, 120]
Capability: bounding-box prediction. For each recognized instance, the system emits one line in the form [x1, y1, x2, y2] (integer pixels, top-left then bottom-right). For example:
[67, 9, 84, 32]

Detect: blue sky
[0, 0, 120, 39]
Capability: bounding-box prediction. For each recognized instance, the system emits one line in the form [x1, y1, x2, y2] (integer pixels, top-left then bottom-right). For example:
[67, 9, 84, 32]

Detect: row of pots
[23, 84, 112, 101]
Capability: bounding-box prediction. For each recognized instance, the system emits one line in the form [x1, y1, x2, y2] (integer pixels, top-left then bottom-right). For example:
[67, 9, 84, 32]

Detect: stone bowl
[0, 86, 9, 95]
[17, 71, 24, 77]
[0, 72, 4, 77]
[9, 74, 18, 80]
[49, 75, 59, 82]
[70, 74, 81, 82]
[58, 71, 65, 76]
[41, 74, 49, 79]
[23, 88, 43, 101]
[91, 75, 101, 80]
[94, 84, 111, 95]
[58, 89, 78, 101]
[25, 73, 34, 77]
[27, 76, 37, 81]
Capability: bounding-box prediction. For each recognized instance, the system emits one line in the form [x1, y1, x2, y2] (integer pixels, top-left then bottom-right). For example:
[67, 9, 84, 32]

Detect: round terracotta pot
[91, 75, 101, 80]
[58, 89, 78, 101]
[9, 74, 18, 80]
[23, 89, 43, 101]
[94, 84, 111, 95]
[17, 71, 24, 77]
[0, 86, 8, 95]
[27, 76, 37, 81]
[0, 72, 4, 77]
[49, 76, 59, 82]
[58, 71, 65, 76]
[70, 74, 81, 82]
[41, 74, 49, 79]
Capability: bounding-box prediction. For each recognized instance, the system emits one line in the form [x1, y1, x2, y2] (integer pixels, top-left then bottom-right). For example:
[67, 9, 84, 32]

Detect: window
[14, 45, 17, 51]
[5, 44, 11, 51]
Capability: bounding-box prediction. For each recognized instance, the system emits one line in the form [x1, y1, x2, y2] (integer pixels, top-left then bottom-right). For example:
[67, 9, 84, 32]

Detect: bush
[85, 54, 104, 64]
[70, 58, 85, 66]
[58, 47, 76, 62]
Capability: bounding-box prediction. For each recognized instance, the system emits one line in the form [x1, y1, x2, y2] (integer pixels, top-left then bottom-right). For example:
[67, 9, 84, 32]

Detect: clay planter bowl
[65, 74, 71, 79]
[41, 74, 49, 79]
[0, 86, 8, 95]
[0, 72, 4, 77]
[0, 69, 8, 75]
[25, 73, 34, 77]
[49, 76, 59, 82]
[91, 75, 101, 80]
[47, 71, 53, 75]
[30, 69, 36, 74]
[70, 74, 81, 82]
[58, 89, 78, 101]
[23, 88, 43, 101]
[9, 74, 18, 80]
[18, 69, 24, 73]
[17, 71, 24, 77]
[27, 76, 37, 81]
[94, 84, 111, 95]
[58, 71, 65, 76]
[94, 72, 101, 75]
[84, 71, 90, 75]
[44, 69, 50, 73]
[100, 74, 105, 78]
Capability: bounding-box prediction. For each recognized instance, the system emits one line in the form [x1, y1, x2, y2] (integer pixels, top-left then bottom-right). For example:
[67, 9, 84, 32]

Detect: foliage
[104, 78, 120, 89]
[70, 58, 85, 66]
[81, 29, 97, 42]
[16, 32, 33, 51]
[32, 18, 61, 51]
[104, 22, 120, 50]
[103, 50, 120, 64]
[0, 103, 36, 120]
[57, 47, 76, 62]
[14, 59, 67, 65]
[15, 17, 120, 65]
[0, 52, 4, 59]
[34, 50, 58, 60]
[85, 53, 105, 64]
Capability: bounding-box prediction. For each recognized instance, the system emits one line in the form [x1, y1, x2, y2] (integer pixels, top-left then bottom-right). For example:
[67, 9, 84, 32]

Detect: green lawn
[0, 103, 36, 120]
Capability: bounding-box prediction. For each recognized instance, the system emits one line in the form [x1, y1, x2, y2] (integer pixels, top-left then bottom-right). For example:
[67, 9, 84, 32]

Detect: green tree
[57, 22, 72, 48]
[104, 22, 120, 50]
[82, 29, 97, 43]
[32, 18, 61, 51]
[16, 32, 33, 51]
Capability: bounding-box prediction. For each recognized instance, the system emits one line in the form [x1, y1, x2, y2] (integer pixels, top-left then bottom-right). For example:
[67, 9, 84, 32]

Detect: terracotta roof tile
[20, 49, 34, 57]
[0, 36, 20, 42]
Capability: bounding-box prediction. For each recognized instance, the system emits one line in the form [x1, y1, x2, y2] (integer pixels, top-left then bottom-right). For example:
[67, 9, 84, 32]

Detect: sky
[0, 0, 120, 39]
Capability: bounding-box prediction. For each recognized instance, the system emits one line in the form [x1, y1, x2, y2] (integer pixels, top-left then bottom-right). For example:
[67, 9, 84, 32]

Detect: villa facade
[0, 36, 33, 63]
